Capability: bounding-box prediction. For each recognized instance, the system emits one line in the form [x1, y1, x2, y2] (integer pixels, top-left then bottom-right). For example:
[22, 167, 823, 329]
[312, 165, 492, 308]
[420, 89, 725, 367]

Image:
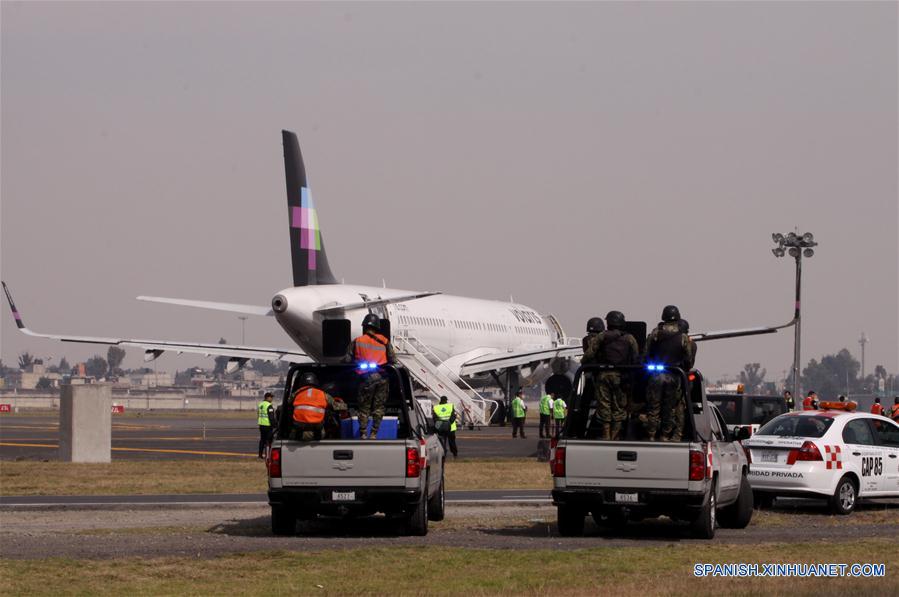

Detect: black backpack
[599, 330, 631, 366]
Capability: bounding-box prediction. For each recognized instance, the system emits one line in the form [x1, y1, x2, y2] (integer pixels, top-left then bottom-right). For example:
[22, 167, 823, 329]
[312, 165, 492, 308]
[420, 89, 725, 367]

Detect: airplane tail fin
[282, 130, 337, 287]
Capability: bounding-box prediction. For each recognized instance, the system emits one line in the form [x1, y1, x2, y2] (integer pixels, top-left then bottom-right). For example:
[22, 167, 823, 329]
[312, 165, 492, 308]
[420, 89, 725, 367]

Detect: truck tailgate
[564, 440, 691, 491]
[280, 441, 407, 487]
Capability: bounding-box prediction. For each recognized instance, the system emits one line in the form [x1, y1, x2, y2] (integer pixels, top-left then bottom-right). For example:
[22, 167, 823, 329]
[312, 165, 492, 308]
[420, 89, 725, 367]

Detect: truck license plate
[615, 492, 638, 504]
[332, 491, 355, 501]
[760, 451, 779, 463]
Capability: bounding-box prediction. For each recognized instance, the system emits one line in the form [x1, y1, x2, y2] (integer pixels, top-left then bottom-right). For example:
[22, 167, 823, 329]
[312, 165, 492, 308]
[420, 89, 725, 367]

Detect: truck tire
[828, 475, 857, 515]
[557, 505, 585, 537]
[404, 488, 429, 536]
[271, 506, 295, 536]
[427, 473, 446, 522]
[718, 476, 753, 529]
[690, 480, 717, 539]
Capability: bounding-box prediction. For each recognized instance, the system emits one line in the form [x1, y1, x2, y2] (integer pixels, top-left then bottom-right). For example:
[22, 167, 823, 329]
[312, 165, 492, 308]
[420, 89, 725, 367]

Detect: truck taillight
[552, 447, 566, 477]
[406, 447, 421, 478]
[787, 441, 822, 465]
[689, 449, 706, 481]
[268, 447, 282, 478]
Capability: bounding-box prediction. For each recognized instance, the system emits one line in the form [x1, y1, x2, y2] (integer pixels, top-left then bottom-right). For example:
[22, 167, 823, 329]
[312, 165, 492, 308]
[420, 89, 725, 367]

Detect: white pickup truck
[551, 365, 753, 539]
[267, 364, 445, 536]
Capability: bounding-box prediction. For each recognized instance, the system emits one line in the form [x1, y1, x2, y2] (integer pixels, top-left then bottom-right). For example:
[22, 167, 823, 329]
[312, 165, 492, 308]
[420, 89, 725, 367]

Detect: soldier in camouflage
[582, 311, 640, 440]
[640, 305, 694, 441]
[345, 314, 397, 439]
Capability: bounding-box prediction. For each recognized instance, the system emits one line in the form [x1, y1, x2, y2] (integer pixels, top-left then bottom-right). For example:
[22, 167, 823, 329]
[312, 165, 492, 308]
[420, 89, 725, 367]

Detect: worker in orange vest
[292, 371, 346, 441]
[891, 397, 899, 423]
[345, 314, 396, 439]
[870, 397, 883, 416]
[802, 391, 818, 410]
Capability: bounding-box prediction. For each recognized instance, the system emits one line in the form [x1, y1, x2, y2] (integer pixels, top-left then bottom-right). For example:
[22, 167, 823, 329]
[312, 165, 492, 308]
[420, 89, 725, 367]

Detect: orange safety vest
[892, 404, 899, 422]
[354, 332, 390, 366]
[871, 403, 883, 416]
[802, 396, 815, 410]
[292, 386, 328, 425]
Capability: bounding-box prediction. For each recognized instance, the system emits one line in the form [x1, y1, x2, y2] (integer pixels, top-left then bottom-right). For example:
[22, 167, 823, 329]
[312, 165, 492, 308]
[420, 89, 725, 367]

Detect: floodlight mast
[771, 230, 818, 407]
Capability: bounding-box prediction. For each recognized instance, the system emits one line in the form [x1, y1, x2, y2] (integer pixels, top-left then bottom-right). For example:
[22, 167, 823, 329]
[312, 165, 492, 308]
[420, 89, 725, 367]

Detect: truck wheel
[829, 475, 857, 515]
[690, 480, 717, 539]
[557, 506, 585, 537]
[427, 473, 446, 522]
[719, 476, 753, 529]
[753, 491, 776, 509]
[271, 506, 295, 536]
[405, 489, 429, 536]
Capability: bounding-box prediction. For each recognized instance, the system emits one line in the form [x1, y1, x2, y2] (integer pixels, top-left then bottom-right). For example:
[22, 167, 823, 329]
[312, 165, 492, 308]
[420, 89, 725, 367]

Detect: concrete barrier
[59, 384, 111, 463]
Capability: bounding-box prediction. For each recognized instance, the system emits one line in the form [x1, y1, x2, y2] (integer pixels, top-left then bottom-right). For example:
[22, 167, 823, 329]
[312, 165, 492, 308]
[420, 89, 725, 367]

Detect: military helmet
[300, 371, 319, 386]
[605, 311, 625, 330]
[586, 317, 605, 333]
[661, 305, 681, 322]
[362, 313, 380, 331]
[678, 319, 690, 333]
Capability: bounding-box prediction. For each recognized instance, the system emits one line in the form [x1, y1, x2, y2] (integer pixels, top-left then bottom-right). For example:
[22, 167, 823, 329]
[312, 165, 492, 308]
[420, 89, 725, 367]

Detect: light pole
[238, 316, 248, 345]
[772, 231, 818, 406]
[858, 332, 867, 382]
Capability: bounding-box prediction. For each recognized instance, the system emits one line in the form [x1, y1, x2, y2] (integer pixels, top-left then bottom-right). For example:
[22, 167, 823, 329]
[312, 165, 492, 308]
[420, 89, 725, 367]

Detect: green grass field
[0, 458, 551, 495]
[2, 540, 895, 596]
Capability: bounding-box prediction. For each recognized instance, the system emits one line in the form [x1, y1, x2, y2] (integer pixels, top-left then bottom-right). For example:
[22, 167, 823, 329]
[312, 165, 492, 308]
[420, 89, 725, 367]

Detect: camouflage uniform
[345, 333, 397, 439]
[583, 330, 640, 440]
[641, 322, 693, 441]
[292, 391, 348, 441]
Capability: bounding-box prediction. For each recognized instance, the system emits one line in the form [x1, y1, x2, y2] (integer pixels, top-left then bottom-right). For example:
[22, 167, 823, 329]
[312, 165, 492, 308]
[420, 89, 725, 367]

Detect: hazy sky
[2, 2, 897, 382]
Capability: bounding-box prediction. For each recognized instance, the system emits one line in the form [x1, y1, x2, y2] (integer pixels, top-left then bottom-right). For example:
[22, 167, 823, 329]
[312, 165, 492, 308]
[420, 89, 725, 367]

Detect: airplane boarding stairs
[393, 335, 499, 427]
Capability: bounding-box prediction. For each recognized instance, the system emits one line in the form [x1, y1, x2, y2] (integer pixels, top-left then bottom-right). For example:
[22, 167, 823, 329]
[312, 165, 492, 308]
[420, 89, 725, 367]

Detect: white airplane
[3, 131, 783, 423]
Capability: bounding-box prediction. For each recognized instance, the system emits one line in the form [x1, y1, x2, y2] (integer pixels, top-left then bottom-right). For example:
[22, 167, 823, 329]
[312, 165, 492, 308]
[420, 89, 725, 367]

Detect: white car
[745, 409, 899, 514]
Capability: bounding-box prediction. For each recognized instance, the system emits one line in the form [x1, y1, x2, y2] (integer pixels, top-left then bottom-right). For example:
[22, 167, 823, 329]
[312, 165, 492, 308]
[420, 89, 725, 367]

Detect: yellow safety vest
[539, 395, 552, 415]
[433, 402, 457, 432]
[553, 398, 567, 419]
[257, 401, 271, 426]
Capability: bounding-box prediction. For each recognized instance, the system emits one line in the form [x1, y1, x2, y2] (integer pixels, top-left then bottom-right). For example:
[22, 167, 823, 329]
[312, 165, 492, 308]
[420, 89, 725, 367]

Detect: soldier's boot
[609, 422, 623, 441]
[599, 423, 611, 440]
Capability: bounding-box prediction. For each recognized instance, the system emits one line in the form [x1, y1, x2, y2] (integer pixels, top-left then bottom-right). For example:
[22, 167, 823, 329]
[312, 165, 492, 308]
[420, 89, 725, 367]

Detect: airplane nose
[272, 294, 288, 313]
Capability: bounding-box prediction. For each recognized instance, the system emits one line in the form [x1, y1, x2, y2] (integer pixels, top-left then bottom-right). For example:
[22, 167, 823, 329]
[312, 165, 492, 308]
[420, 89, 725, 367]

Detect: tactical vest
[257, 401, 271, 426]
[598, 330, 631, 366]
[647, 326, 686, 367]
[292, 386, 328, 425]
[354, 332, 390, 366]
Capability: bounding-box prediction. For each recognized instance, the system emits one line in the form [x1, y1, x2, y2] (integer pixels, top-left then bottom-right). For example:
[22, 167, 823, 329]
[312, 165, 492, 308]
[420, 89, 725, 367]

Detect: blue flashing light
[646, 363, 665, 372]
[357, 361, 379, 372]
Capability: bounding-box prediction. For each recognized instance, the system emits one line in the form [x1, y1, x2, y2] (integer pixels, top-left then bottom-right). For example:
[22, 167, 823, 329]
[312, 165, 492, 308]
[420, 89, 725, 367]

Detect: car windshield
[756, 415, 834, 438]
[708, 396, 739, 425]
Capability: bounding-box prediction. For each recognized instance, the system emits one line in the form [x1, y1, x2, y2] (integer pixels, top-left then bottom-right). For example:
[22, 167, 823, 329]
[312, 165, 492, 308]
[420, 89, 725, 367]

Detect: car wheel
[719, 475, 753, 529]
[271, 505, 296, 536]
[428, 473, 446, 521]
[557, 505, 585, 537]
[829, 475, 857, 515]
[691, 480, 717, 539]
[405, 484, 429, 536]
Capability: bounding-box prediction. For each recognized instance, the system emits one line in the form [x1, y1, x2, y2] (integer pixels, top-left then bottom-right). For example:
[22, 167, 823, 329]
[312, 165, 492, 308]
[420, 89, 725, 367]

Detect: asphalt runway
[0, 414, 543, 461]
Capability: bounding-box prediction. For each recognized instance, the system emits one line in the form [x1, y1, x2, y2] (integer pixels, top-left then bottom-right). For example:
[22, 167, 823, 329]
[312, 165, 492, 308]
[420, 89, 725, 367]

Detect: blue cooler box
[340, 416, 398, 440]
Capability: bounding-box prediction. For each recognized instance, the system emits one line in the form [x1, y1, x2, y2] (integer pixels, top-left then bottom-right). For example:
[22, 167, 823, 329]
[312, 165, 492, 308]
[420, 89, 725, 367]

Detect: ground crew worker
[511, 390, 527, 439]
[870, 397, 883, 416]
[802, 391, 818, 410]
[538, 392, 553, 438]
[344, 313, 396, 439]
[257, 392, 275, 459]
[891, 397, 899, 423]
[432, 396, 458, 458]
[552, 393, 567, 437]
[584, 310, 640, 440]
[783, 390, 795, 411]
[291, 372, 347, 441]
[640, 305, 693, 442]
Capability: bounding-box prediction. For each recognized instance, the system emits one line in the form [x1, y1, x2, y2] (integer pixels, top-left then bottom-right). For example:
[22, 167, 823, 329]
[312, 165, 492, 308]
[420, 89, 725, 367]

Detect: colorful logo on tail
[291, 187, 321, 270]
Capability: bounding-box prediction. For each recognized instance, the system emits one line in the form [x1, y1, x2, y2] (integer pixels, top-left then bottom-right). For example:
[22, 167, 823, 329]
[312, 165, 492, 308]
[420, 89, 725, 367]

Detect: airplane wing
[3, 282, 310, 369]
[689, 325, 783, 342]
[458, 345, 583, 377]
[314, 292, 441, 314]
[137, 296, 273, 316]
